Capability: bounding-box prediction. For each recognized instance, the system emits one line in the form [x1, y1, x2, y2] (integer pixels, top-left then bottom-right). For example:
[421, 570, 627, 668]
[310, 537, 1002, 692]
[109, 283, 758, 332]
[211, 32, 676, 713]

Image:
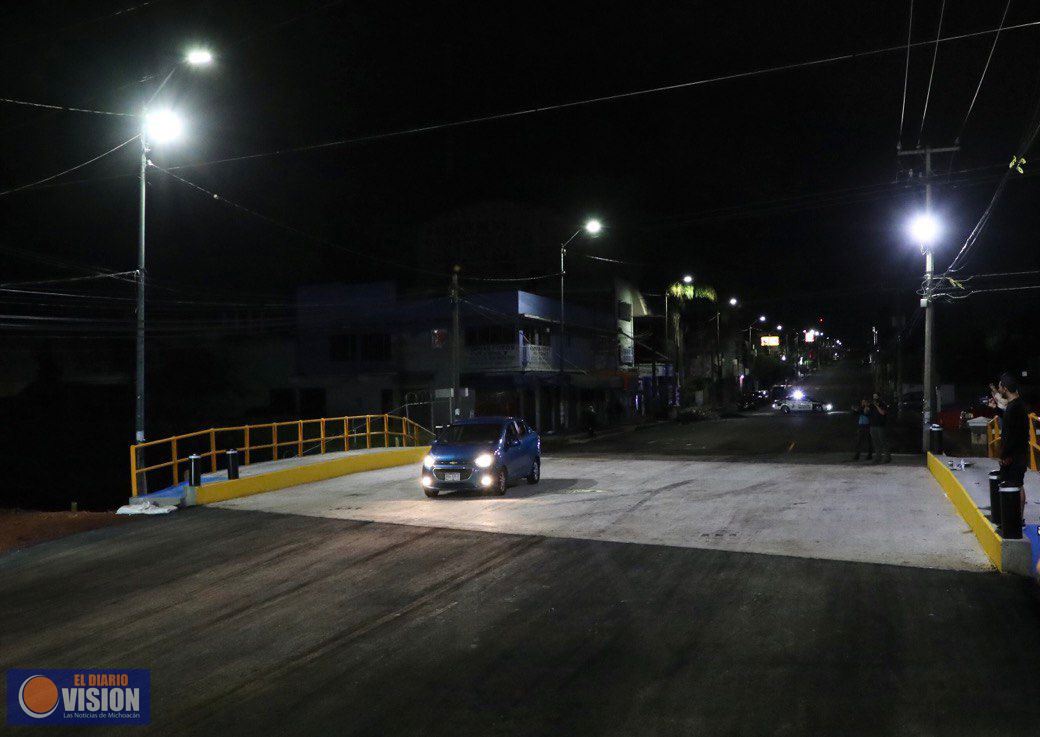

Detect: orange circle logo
[18, 675, 59, 718]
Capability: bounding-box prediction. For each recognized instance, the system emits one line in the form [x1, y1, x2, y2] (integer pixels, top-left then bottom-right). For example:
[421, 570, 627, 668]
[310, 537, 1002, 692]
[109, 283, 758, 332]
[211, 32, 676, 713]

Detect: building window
[329, 334, 357, 361]
[361, 333, 392, 361]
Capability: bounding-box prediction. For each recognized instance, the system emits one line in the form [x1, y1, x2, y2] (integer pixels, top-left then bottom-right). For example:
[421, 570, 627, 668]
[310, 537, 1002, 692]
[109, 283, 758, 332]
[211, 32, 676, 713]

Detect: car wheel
[492, 467, 507, 496]
[781, 405, 791, 414]
[526, 458, 540, 485]
[424, 488, 439, 498]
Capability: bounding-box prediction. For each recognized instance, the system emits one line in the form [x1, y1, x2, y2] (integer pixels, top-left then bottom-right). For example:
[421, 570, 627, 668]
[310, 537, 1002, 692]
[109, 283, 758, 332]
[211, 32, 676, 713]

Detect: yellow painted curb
[926, 452, 1002, 571]
[196, 446, 430, 505]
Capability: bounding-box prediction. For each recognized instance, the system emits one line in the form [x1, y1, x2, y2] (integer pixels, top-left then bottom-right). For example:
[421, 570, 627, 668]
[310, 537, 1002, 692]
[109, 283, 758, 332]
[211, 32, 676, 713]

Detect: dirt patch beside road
[0, 509, 135, 554]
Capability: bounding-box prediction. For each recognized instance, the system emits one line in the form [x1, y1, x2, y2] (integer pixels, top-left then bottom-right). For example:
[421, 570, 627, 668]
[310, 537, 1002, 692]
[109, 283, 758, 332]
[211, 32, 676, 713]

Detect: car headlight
[474, 453, 494, 468]
[422, 454, 435, 469]
[825, 403, 833, 411]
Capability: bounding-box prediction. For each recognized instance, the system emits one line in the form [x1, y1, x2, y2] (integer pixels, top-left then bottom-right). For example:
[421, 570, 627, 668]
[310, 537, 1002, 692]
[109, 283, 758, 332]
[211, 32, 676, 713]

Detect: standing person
[988, 381, 1008, 433]
[869, 393, 891, 463]
[852, 398, 873, 461]
[996, 372, 1029, 520]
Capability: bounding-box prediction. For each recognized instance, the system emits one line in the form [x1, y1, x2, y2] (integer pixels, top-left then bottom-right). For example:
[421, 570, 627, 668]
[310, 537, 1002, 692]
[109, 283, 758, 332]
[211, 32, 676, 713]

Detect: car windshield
[438, 423, 503, 444]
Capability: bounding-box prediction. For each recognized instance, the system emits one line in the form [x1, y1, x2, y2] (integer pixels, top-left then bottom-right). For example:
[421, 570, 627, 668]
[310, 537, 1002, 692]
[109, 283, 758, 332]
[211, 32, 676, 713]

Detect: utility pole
[450, 265, 461, 421]
[898, 145, 957, 451]
[558, 241, 567, 429]
[714, 311, 723, 404]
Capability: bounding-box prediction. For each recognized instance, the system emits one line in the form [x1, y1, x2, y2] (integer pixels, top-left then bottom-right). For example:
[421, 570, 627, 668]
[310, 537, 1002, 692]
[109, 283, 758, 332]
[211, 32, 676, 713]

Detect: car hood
[429, 442, 497, 463]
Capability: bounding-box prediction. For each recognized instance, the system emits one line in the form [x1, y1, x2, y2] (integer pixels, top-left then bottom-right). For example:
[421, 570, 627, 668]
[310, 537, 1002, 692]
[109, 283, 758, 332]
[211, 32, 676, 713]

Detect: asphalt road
[561, 362, 917, 460]
[3, 510, 1039, 736]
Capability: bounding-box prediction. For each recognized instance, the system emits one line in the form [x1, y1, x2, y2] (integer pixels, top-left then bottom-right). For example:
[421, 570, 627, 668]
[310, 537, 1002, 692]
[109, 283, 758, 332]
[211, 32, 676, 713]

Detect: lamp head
[144, 110, 184, 143]
[908, 212, 940, 247]
[584, 219, 602, 235]
[186, 49, 214, 66]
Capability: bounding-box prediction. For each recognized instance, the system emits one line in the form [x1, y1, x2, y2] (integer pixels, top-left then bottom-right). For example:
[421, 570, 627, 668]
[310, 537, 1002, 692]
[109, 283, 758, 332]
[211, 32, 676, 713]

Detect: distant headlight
[422, 454, 435, 469]
[825, 403, 833, 411]
[474, 453, 494, 468]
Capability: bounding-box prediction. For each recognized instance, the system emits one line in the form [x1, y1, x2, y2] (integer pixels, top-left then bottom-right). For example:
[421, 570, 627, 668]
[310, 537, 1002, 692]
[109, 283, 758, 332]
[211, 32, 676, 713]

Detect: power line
[0, 96, 136, 117]
[0, 135, 139, 197]
[149, 163, 449, 277]
[167, 17, 1040, 172]
[916, 0, 946, 148]
[6, 0, 169, 47]
[955, 0, 1014, 144]
[897, 0, 914, 149]
[0, 271, 138, 288]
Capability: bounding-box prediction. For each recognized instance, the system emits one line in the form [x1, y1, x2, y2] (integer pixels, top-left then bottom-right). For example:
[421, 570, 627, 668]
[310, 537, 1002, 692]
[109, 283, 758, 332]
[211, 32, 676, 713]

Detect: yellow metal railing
[986, 413, 1040, 471]
[130, 413, 433, 496]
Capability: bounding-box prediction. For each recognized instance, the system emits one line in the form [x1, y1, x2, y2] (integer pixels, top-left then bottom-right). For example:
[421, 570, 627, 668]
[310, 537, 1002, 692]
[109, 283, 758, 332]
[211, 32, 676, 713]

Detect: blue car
[420, 417, 541, 497]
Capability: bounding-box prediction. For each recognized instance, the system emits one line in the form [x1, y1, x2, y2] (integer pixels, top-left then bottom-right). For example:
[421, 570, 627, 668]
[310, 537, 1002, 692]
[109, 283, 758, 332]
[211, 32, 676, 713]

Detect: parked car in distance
[420, 417, 540, 497]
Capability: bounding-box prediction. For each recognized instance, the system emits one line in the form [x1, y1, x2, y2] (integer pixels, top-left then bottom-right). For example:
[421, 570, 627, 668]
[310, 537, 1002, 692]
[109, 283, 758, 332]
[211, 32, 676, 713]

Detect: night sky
[3, 0, 1040, 347]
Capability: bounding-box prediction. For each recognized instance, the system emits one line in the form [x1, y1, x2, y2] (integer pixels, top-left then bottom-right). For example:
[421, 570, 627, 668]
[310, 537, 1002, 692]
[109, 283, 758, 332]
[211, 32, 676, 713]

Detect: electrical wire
[5, 0, 169, 47]
[916, 0, 946, 148]
[167, 17, 1040, 172]
[897, 0, 914, 149]
[955, 0, 1013, 144]
[0, 135, 139, 197]
[0, 270, 138, 288]
[149, 164, 450, 278]
[0, 96, 136, 117]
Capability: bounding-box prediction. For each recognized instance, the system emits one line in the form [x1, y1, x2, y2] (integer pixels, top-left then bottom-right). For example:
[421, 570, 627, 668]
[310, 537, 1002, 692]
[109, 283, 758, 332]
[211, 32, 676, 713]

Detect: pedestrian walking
[869, 393, 891, 463]
[852, 398, 873, 461]
[996, 372, 1029, 520]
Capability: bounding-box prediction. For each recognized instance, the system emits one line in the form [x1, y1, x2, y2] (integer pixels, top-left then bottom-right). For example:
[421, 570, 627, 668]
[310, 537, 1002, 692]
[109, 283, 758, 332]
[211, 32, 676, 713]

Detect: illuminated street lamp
[186, 48, 214, 66]
[908, 213, 940, 246]
[144, 110, 184, 143]
[908, 210, 941, 449]
[682, 274, 693, 284]
[558, 218, 603, 428]
[728, 297, 738, 306]
[134, 49, 213, 449]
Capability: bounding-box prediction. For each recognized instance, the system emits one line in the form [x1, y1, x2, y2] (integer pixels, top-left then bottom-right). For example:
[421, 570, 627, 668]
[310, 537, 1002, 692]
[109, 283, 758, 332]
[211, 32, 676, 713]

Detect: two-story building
[292, 279, 658, 432]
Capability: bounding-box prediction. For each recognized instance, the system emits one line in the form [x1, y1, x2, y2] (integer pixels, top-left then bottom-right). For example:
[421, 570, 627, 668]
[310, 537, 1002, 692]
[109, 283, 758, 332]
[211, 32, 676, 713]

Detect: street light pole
[133, 51, 212, 446]
[557, 219, 601, 430]
[135, 130, 148, 443]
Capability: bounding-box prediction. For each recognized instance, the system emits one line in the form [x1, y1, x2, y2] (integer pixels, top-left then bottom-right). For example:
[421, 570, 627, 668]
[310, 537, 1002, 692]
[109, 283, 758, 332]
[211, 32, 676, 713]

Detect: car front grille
[433, 468, 473, 481]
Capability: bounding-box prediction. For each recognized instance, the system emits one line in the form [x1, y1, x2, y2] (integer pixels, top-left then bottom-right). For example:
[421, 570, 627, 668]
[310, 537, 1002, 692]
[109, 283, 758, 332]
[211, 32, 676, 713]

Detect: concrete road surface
[2, 511, 1039, 736]
[215, 457, 990, 571]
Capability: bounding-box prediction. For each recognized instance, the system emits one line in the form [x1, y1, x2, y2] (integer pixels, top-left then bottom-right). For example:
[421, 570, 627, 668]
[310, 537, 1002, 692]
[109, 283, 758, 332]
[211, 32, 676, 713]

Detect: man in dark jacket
[997, 372, 1029, 519]
[869, 393, 891, 463]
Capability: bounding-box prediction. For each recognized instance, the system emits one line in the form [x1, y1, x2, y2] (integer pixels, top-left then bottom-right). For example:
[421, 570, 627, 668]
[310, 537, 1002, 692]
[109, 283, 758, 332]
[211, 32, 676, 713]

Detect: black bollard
[928, 424, 943, 454]
[188, 454, 203, 487]
[226, 449, 240, 480]
[998, 483, 1023, 539]
[988, 470, 1002, 526]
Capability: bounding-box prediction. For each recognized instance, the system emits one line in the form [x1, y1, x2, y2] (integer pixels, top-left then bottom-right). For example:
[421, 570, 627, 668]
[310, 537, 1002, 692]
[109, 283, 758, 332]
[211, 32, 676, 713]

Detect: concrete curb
[926, 452, 1033, 575]
[193, 446, 430, 505]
